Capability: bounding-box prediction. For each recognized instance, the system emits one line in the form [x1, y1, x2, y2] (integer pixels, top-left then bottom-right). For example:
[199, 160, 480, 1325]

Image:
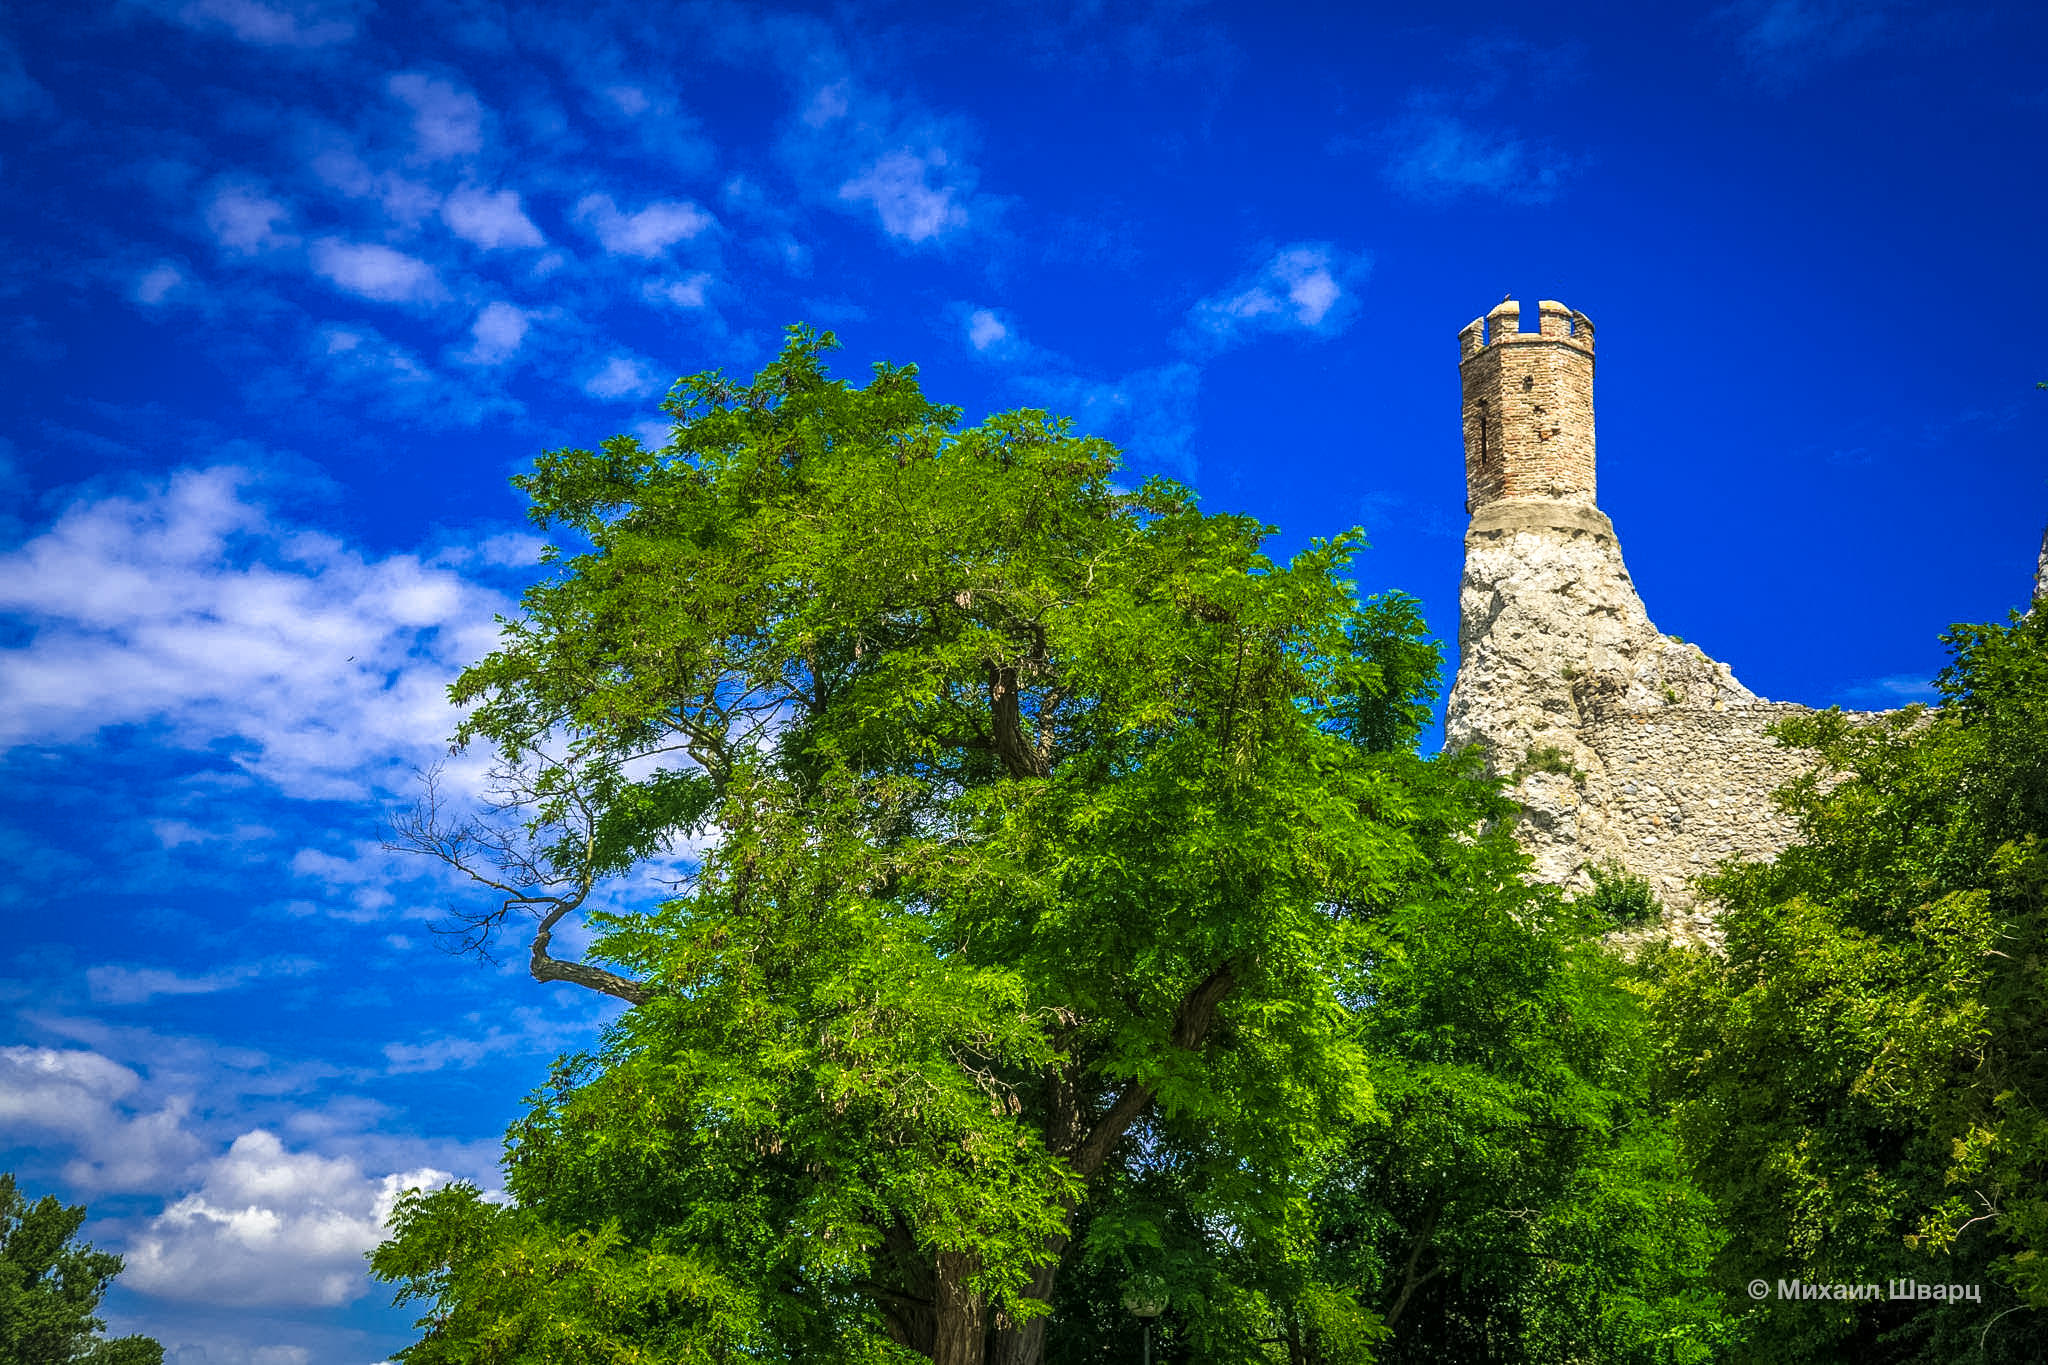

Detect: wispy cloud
[1837, 672, 1938, 706]
[0, 466, 513, 801]
[441, 185, 544, 249]
[965, 307, 1008, 353]
[1713, 0, 1908, 84]
[1183, 243, 1371, 353]
[205, 182, 296, 255]
[574, 192, 716, 258]
[134, 262, 188, 306]
[957, 305, 1202, 479]
[457, 300, 529, 365]
[1023, 362, 1203, 481]
[0, 1047, 203, 1192]
[382, 1006, 589, 1074]
[583, 353, 664, 401]
[1367, 35, 1590, 206]
[87, 957, 319, 1005]
[308, 238, 445, 304]
[1382, 111, 1585, 205]
[643, 273, 714, 310]
[388, 71, 486, 161]
[0, 33, 55, 119]
[142, 0, 364, 49]
[839, 147, 972, 244]
[782, 67, 991, 248]
[309, 323, 519, 427]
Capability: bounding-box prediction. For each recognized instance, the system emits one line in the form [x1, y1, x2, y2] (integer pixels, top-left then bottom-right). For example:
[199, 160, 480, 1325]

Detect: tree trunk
[932, 1251, 988, 1365]
[987, 1258, 1061, 1365]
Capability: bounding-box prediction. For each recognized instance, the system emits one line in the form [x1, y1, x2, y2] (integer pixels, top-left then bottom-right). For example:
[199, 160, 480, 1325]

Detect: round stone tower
[1458, 299, 1596, 512]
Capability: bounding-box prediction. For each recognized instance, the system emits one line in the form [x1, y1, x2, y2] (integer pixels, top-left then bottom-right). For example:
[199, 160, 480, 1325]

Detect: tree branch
[1070, 964, 1236, 1177]
[529, 917, 648, 1006]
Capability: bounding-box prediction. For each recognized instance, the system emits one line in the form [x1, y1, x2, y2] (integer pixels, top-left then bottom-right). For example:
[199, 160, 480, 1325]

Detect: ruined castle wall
[1443, 299, 2026, 939]
[1574, 698, 1816, 939]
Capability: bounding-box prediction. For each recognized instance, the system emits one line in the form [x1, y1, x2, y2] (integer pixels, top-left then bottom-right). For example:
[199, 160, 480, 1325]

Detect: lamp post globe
[1122, 1276, 1167, 1365]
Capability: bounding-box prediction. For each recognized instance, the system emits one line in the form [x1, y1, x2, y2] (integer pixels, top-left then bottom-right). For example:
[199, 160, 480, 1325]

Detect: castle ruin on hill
[1446, 298, 2048, 936]
[1443, 299, 1852, 939]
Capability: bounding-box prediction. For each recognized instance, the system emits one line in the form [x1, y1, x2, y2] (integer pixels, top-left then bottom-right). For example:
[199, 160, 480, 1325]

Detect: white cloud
[0, 1047, 204, 1191]
[87, 958, 319, 1005]
[643, 273, 712, 310]
[135, 263, 186, 306]
[288, 841, 414, 921]
[308, 239, 444, 304]
[122, 1130, 451, 1308]
[205, 185, 295, 256]
[1184, 243, 1371, 353]
[441, 186, 544, 249]
[584, 354, 661, 401]
[574, 193, 714, 258]
[459, 301, 529, 365]
[838, 148, 971, 244]
[0, 466, 514, 801]
[153, 0, 361, 48]
[387, 72, 485, 161]
[966, 308, 1008, 352]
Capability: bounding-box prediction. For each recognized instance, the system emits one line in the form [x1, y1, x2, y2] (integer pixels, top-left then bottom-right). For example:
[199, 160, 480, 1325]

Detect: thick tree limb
[529, 920, 648, 1006]
[1383, 1206, 1442, 1329]
[1071, 964, 1236, 1176]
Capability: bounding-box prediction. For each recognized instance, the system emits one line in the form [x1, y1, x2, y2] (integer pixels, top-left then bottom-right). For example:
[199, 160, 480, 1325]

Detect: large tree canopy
[373, 328, 1529, 1364]
[374, 328, 1744, 1364]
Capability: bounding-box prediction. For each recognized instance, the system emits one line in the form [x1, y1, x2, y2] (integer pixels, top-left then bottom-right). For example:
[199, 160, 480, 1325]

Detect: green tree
[378, 328, 1465, 1364]
[1035, 639, 1733, 1364]
[1299, 856, 1732, 1363]
[1651, 606, 2048, 1362]
[0, 1174, 162, 1365]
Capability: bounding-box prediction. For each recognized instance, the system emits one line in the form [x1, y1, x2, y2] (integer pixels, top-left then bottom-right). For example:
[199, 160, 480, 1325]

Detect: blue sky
[1, 2, 2043, 1361]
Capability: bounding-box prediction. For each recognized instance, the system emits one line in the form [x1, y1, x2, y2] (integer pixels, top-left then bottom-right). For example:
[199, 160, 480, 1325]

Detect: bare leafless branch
[385, 763, 651, 1006]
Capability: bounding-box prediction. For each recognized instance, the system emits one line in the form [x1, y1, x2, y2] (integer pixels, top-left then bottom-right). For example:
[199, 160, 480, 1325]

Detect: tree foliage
[0, 1174, 162, 1365]
[1651, 607, 2048, 1361]
[377, 328, 1475, 1364]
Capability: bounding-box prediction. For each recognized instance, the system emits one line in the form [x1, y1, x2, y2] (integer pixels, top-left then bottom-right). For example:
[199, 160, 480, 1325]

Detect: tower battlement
[1459, 298, 1597, 512]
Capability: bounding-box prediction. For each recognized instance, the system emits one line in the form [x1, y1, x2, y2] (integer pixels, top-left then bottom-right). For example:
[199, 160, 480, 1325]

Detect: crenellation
[1486, 298, 1520, 342]
[1459, 317, 1486, 360]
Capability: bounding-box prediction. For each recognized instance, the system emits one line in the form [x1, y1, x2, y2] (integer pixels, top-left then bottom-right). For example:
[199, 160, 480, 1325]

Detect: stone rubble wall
[1573, 697, 1817, 940]
[1444, 495, 1828, 939]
